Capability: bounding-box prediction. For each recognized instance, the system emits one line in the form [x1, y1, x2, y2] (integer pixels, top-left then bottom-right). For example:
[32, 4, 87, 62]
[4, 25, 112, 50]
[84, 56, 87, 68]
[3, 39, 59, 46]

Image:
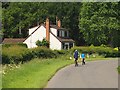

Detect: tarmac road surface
[46, 59, 118, 88]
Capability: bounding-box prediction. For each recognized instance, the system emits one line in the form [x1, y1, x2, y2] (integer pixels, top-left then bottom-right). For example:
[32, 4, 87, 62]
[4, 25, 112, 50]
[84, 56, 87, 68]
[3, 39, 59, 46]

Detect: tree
[79, 2, 120, 49]
[2, 2, 83, 45]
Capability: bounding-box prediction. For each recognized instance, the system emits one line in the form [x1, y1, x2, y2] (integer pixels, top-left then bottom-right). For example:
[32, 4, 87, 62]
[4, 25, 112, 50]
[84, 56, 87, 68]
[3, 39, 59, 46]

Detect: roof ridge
[23, 24, 45, 42]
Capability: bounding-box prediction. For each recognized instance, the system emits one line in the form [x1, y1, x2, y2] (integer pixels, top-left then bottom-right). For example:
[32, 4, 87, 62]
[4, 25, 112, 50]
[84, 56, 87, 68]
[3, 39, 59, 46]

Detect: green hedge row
[70, 46, 120, 57]
[2, 45, 32, 64]
[2, 44, 119, 64]
[2, 43, 27, 48]
[2, 45, 67, 64]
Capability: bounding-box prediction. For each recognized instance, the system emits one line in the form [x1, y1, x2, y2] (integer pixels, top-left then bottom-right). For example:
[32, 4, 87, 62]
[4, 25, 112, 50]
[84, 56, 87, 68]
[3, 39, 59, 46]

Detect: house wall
[50, 28, 57, 36]
[29, 26, 39, 35]
[50, 33, 61, 50]
[23, 26, 46, 48]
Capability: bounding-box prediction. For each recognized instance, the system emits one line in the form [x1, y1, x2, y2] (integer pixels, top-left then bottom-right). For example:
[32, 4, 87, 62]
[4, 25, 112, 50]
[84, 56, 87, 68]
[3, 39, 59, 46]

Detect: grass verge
[2, 57, 73, 88]
[2, 56, 117, 88]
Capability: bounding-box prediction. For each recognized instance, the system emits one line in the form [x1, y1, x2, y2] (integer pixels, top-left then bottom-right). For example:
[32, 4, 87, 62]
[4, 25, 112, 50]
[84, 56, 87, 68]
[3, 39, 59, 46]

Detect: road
[46, 59, 118, 88]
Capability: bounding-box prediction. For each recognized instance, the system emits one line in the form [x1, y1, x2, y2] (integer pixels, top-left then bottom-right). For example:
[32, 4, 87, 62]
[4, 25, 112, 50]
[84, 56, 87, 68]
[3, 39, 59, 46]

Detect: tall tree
[2, 2, 82, 45]
[79, 2, 120, 49]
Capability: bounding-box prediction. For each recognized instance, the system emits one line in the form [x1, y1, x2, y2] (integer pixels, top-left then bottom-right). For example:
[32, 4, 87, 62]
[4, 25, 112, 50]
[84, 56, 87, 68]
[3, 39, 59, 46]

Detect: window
[57, 31, 60, 37]
[67, 31, 69, 37]
[62, 43, 65, 49]
[61, 31, 64, 37]
[69, 43, 73, 49]
[62, 43, 69, 50]
[65, 31, 67, 37]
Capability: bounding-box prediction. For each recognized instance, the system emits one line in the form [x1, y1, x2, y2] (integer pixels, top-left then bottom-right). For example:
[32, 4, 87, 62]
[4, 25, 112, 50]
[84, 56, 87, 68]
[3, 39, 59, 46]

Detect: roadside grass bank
[2, 56, 73, 88]
[117, 66, 120, 74]
[2, 56, 117, 88]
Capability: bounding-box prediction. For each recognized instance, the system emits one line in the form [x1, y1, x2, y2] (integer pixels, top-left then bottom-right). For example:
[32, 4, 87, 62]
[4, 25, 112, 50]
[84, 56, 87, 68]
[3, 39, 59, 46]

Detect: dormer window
[61, 31, 64, 37]
[57, 30, 69, 38]
[64, 31, 69, 37]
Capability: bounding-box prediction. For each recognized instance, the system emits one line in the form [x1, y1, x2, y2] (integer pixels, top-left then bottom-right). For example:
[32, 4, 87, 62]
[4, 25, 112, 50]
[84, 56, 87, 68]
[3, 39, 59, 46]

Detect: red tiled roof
[2, 38, 25, 44]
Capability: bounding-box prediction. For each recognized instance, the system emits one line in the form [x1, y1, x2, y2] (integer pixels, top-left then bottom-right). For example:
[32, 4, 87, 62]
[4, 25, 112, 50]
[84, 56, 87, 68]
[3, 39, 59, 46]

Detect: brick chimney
[56, 16, 61, 28]
[57, 19, 61, 28]
[46, 18, 50, 42]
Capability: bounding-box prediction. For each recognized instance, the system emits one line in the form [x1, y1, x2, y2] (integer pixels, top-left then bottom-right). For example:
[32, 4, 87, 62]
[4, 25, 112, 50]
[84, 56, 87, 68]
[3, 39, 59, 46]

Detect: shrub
[2, 45, 33, 64]
[2, 43, 27, 48]
[36, 38, 49, 47]
[2, 45, 68, 64]
[31, 47, 57, 58]
[54, 50, 68, 55]
[70, 46, 120, 57]
[105, 50, 120, 57]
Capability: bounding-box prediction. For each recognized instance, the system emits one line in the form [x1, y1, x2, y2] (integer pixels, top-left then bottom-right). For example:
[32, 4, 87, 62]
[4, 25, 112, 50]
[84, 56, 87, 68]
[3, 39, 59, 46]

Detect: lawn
[2, 56, 73, 88]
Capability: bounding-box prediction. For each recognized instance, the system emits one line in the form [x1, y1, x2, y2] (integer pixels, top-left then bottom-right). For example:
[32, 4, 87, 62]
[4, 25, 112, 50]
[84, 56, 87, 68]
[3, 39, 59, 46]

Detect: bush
[105, 50, 120, 57]
[2, 46, 66, 64]
[36, 39, 49, 47]
[2, 45, 33, 64]
[54, 50, 68, 55]
[70, 46, 120, 57]
[31, 47, 57, 58]
[2, 43, 27, 48]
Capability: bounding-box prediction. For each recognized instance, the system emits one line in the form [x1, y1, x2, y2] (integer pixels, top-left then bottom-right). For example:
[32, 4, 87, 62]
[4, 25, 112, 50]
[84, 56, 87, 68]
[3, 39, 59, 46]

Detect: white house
[23, 18, 74, 50]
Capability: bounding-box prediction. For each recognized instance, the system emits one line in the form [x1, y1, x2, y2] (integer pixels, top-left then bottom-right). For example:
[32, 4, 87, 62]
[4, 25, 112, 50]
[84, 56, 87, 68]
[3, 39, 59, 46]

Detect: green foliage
[2, 45, 67, 64]
[54, 50, 67, 55]
[2, 57, 73, 88]
[2, 45, 32, 64]
[36, 38, 49, 47]
[117, 66, 120, 74]
[31, 47, 57, 58]
[2, 2, 82, 45]
[2, 2, 120, 48]
[36, 40, 42, 46]
[79, 2, 120, 48]
[70, 46, 120, 57]
[2, 43, 27, 48]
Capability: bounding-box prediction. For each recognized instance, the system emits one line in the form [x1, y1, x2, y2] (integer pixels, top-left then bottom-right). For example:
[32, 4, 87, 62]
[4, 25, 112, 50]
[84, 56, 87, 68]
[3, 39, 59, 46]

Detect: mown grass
[2, 56, 73, 88]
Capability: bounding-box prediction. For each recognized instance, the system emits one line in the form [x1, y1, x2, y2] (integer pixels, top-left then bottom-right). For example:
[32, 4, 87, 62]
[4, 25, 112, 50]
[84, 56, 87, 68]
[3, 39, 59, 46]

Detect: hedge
[2, 45, 32, 64]
[2, 45, 66, 64]
[2, 43, 27, 48]
[70, 46, 120, 57]
[2, 44, 119, 64]
[31, 47, 57, 58]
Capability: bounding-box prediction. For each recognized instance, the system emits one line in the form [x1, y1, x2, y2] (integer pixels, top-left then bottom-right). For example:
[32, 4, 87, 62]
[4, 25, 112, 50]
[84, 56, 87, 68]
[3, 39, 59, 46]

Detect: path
[46, 59, 118, 88]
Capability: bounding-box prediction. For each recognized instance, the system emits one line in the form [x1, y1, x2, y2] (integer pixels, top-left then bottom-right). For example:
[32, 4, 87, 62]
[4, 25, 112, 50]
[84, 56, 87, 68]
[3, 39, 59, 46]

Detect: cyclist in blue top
[81, 53, 85, 65]
[74, 50, 79, 67]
